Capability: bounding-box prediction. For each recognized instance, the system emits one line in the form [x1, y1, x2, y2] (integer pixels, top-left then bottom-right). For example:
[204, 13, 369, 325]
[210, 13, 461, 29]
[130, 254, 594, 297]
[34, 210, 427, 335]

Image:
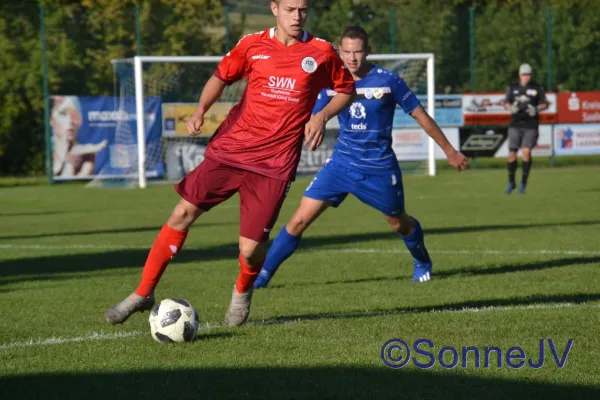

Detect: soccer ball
[148, 298, 199, 343]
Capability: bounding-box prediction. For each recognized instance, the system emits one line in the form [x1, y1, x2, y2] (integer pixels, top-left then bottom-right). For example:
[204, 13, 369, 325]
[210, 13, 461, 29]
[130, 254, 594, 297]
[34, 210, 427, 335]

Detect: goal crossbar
[113, 53, 436, 188]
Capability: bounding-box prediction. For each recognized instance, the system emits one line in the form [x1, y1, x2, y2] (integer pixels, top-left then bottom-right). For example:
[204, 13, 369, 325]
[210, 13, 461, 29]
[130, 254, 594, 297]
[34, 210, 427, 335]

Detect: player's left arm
[410, 106, 467, 171]
[393, 76, 466, 171]
[304, 48, 356, 151]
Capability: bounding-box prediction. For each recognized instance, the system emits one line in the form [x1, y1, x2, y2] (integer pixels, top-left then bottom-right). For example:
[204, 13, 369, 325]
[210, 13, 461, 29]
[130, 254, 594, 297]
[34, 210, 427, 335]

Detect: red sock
[135, 224, 188, 297]
[235, 253, 263, 293]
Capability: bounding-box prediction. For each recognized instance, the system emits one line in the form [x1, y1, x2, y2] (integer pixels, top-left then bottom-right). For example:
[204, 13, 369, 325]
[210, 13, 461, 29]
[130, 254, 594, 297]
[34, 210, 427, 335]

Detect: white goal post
[120, 53, 435, 188]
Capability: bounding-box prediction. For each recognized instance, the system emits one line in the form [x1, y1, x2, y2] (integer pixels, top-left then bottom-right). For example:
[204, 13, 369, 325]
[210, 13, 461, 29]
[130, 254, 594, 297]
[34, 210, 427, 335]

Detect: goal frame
[113, 53, 436, 188]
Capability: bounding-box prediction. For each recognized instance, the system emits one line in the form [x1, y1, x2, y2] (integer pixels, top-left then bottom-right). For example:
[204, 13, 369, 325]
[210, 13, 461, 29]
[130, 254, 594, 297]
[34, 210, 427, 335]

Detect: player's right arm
[312, 89, 332, 115]
[187, 76, 227, 136]
[305, 90, 354, 151]
[187, 34, 255, 136]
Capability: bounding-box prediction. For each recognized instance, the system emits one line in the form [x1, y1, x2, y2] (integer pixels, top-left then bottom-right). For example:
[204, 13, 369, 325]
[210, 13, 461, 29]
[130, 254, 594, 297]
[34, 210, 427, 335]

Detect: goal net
[90, 53, 435, 188]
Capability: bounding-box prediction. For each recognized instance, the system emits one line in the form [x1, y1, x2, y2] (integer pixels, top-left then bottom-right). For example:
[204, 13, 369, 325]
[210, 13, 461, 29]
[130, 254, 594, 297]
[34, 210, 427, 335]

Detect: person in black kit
[503, 63, 549, 194]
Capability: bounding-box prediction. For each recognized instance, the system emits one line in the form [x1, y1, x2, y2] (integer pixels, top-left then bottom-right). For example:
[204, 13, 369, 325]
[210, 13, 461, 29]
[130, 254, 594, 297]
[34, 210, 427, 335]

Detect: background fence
[1, 0, 599, 178]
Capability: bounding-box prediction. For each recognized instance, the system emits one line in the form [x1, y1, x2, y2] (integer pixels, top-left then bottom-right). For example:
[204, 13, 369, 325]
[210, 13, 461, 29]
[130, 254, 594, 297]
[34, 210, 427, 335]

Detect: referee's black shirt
[504, 82, 548, 129]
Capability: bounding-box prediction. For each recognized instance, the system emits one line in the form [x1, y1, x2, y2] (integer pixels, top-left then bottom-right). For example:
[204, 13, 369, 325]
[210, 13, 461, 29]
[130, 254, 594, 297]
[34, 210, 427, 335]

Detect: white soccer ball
[148, 298, 199, 343]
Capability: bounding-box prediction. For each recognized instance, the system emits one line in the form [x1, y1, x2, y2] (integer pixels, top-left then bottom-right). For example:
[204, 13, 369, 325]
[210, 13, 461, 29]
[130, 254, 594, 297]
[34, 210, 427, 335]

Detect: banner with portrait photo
[50, 96, 163, 181]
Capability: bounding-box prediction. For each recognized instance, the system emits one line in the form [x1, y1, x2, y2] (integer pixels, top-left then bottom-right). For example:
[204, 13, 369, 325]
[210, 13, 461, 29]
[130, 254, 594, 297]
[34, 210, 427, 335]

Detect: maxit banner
[50, 96, 163, 181]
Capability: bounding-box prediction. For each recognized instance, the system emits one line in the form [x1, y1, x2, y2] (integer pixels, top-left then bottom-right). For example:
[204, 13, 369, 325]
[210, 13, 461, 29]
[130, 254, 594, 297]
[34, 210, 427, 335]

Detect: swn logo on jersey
[268, 76, 297, 90]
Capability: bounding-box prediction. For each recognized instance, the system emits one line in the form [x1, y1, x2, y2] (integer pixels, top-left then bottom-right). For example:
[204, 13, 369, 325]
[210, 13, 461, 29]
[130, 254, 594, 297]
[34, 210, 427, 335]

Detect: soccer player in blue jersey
[254, 26, 468, 289]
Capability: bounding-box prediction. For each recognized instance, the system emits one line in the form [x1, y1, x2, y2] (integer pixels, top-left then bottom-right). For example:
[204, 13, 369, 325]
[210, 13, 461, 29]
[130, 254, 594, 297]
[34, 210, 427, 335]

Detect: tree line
[0, 0, 598, 175]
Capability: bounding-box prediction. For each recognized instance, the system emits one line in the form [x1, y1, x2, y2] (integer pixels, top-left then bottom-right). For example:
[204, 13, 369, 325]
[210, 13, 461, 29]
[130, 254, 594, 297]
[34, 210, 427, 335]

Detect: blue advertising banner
[50, 96, 163, 180]
[393, 95, 463, 128]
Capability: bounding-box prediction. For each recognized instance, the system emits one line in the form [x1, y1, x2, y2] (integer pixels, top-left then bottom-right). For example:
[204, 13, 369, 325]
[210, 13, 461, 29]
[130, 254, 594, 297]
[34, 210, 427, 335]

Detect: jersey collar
[269, 27, 308, 43]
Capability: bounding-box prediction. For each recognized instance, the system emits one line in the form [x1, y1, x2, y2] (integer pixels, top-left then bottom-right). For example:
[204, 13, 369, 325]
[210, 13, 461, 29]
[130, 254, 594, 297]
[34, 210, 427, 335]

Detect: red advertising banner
[557, 92, 600, 123]
[462, 92, 557, 125]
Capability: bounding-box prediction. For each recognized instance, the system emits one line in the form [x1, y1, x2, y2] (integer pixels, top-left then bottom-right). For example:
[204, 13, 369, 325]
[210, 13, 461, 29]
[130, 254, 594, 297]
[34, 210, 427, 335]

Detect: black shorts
[508, 127, 538, 151]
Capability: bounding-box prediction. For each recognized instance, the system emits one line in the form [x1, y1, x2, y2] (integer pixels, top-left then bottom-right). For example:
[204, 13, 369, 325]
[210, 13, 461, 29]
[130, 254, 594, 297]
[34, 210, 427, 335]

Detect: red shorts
[174, 157, 291, 242]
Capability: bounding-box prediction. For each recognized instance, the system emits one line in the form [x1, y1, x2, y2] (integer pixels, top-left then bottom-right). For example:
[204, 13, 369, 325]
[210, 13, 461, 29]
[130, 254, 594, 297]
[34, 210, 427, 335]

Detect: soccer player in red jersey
[104, 0, 356, 327]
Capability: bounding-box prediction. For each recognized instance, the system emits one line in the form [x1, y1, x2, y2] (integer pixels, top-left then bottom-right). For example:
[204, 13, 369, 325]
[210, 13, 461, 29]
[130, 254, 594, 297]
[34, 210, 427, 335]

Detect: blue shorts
[304, 160, 405, 216]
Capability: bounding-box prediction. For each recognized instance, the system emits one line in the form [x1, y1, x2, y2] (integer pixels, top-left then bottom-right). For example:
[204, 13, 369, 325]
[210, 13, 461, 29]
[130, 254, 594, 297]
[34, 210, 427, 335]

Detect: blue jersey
[313, 66, 420, 174]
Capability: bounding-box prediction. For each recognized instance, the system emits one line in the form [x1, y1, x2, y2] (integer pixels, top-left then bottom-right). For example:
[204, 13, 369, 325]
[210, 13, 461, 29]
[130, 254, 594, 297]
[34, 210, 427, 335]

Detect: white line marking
[0, 330, 144, 350]
[1, 244, 598, 256]
[1, 302, 598, 350]
[307, 248, 600, 256]
[247, 302, 600, 326]
[0, 244, 150, 250]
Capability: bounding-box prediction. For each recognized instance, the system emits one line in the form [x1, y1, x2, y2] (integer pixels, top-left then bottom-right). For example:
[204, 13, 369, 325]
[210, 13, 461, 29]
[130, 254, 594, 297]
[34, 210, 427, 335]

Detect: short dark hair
[340, 26, 369, 47]
[273, 0, 312, 5]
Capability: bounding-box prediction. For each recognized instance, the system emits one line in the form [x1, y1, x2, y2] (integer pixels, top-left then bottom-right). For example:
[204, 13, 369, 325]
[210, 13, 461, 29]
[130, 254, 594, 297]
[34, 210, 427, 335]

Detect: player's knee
[521, 148, 532, 158]
[168, 202, 199, 228]
[387, 217, 402, 232]
[238, 240, 263, 264]
[287, 215, 309, 236]
[387, 214, 413, 235]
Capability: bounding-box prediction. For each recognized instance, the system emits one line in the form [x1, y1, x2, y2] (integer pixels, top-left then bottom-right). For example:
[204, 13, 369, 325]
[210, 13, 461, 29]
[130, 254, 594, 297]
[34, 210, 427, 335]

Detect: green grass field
[1, 166, 599, 399]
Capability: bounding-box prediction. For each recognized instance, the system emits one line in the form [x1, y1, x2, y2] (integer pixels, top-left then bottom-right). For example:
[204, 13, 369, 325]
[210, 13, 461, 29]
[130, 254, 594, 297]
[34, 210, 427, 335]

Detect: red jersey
[206, 28, 355, 181]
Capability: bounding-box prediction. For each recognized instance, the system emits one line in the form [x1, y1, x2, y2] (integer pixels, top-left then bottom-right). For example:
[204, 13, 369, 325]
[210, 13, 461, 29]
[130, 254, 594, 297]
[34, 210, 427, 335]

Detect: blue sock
[401, 218, 431, 265]
[262, 226, 302, 276]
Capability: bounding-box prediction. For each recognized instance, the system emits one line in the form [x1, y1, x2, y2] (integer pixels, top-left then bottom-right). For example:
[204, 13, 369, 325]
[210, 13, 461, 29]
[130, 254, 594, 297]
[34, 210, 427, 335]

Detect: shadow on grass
[0, 211, 67, 217]
[2, 217, 600, 242]
[435, 256, 600, 279]
[0, 222, 235, 241]
[1, 220, 599, 286]
[266, 256, 600, 289]
[1, 366, 598, 400]
[251, 293, 600, 327]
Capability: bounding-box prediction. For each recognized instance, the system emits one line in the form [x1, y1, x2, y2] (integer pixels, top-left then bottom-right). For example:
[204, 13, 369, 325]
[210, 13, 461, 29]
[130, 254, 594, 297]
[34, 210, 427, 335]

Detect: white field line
[1, 302, 598, 350]
[308, 248, 600, 256]
[0, 244, 150, 250]
[0, 330, 144, 350]
[0, 243, 599, 256]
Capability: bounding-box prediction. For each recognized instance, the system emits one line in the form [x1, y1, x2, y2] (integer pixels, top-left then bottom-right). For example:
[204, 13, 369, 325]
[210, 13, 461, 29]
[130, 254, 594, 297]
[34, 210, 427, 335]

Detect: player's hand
[526, 104, 538, 117]
[304, 112, 327, 151]
[509, 102, 520, 114]
[186, 112, 205, 136]
[447, 149, 468, 171]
